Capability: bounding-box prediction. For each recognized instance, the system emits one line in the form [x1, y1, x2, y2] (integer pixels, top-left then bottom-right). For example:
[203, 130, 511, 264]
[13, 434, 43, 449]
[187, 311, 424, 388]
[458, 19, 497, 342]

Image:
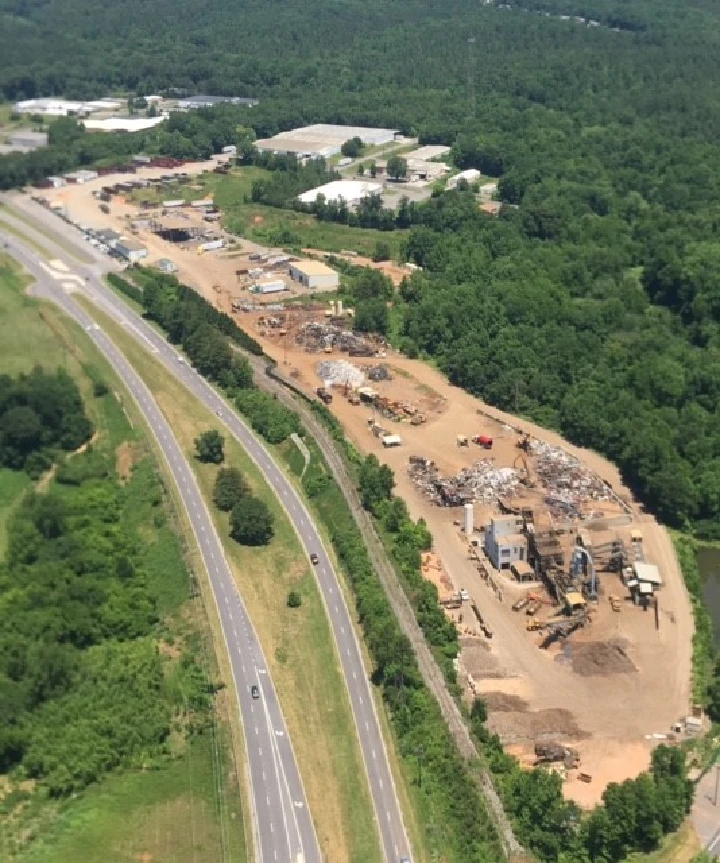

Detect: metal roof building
[298, 180, 382, 206]
[256, 124, 399, 159]
[289, 261, 339, 290]
[177, 95, 258, 110]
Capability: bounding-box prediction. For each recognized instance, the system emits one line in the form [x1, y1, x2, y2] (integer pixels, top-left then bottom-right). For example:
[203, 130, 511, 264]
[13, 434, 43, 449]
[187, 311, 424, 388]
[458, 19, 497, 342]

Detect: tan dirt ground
[302, 247, 413, 286]
[30, 174, 695, 808]
[245, 328, 695, 807]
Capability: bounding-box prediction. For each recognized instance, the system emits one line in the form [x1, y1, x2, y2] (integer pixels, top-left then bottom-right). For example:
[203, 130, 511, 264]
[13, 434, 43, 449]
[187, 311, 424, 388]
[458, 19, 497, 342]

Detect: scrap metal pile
[367, 364, 392, 382]
[530, 441, 613, 519]
[296, 321, 377, 356]
[408, 457, 520, 507]
[316, 359, 365, 388]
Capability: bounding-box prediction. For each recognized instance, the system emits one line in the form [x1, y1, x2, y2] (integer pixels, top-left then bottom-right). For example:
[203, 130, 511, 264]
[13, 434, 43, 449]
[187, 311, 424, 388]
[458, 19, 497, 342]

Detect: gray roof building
[177, 95, 258, 110]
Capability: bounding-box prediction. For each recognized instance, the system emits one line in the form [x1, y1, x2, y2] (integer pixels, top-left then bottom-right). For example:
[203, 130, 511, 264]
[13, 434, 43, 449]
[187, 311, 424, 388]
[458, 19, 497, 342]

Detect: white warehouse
[298, 180, 382, 207]
[256, 124, 399, 159]
[289, 261, 339, 290]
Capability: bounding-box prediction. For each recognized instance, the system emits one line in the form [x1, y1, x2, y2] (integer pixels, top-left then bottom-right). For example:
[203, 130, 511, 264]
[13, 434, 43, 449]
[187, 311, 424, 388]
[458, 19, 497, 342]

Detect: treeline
[249, 152, 338, 208]
[358, 455, 460, 680]
[0, 409, 213, 796]
[0, 366, 92, 476]
[294, 446, 503, 862]
[303, 192, 423, 232]
[0, 108, 242, 190]
[390, 187, 720, 536]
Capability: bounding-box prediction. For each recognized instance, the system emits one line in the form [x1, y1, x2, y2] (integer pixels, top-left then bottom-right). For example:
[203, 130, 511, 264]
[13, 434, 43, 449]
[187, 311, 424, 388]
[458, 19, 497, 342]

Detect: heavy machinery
[527, 618, 543, 632]
[534, 742, 580, 769]
[572, 543, 598, 599]
[609, 594, 621, 612]
[457, 434, 469, 447]
[513, 452, 536, 488]
[472, 435, 493, 449]
[517, 433, 531, 452]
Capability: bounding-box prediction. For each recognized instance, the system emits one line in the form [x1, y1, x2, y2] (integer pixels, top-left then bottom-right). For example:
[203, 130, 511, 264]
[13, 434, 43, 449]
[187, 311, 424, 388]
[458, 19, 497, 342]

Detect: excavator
[513, 452, 536, 488]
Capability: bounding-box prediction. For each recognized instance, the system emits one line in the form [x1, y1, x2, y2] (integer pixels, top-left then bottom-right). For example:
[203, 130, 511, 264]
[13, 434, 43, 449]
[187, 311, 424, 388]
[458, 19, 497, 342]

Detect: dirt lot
[37, 163, 341, 314]
[26, 174, 696, 807]
[242, 322, 695, 807]
[303, 247, 414, 286]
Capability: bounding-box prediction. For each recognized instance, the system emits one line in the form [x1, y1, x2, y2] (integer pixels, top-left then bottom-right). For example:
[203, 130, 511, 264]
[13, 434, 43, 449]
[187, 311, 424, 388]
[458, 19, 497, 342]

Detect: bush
[287, 590, 302, 608]
[213, 466, 249, 511]
[194, 430, 224, 464]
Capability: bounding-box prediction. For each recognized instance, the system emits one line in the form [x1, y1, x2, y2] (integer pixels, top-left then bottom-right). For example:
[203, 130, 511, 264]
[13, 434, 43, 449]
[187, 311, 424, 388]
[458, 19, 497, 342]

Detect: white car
[460, 588, 470, 602]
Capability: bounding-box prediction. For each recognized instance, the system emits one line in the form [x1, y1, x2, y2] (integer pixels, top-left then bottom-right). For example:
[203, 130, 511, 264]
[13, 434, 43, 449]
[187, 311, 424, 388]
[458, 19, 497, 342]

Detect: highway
[2, 231, 320, 863]
[0, 203, 412, 863]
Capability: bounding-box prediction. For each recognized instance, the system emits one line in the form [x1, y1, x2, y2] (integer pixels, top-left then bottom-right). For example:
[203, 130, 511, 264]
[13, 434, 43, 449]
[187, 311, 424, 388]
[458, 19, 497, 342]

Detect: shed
[634, 562, 663, 588]
[630, 529, 643, 542]
[115, 239, 148, 262]
[289, 260, 339, 290]
[157, 258, 177, 273]
[510, 561, 535, 583]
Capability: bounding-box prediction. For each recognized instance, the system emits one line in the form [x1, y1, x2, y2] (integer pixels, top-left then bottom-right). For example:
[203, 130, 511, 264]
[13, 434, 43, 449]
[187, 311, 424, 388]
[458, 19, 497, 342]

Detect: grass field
[0, 257, 247, 863]
[152, 166, 408, 258]
[79, 298, 384, 863]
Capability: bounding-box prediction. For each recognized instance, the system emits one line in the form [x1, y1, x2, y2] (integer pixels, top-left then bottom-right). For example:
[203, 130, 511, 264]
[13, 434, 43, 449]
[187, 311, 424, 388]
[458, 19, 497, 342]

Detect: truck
[525, 600, 542, 616]
[381, 434, 403, 448]
[472, 435, 493, 449]
[512, 597, 529, 612]
[316, 387, 333, 404]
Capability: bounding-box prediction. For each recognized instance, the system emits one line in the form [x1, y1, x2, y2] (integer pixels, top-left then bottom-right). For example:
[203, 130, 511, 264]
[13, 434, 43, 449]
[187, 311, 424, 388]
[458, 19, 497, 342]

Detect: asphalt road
[2, 232, 320, 863]
[0, 204, 412, 863]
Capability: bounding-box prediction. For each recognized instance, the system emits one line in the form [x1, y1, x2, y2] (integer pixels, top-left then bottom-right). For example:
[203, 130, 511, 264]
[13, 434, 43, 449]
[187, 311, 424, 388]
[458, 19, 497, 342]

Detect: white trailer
[381, 434, 403, 448]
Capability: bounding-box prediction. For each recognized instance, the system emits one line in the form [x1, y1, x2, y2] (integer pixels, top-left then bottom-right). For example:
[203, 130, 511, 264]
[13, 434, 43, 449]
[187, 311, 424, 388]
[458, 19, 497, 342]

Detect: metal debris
[409, 458, 520, 507]
[316, 359, 365, 389]
[367, 364, 392, 382]
[530, 441, 613, 516]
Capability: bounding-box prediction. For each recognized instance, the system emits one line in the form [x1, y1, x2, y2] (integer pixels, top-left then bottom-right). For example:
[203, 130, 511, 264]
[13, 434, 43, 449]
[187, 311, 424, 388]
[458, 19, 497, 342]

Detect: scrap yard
[23, 163, 696, 809]
[240, 305, 695, 806]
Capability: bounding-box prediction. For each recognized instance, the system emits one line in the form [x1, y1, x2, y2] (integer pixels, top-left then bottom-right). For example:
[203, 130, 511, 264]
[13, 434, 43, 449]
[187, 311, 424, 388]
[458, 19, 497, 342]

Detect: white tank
[464, 502, 474, 535]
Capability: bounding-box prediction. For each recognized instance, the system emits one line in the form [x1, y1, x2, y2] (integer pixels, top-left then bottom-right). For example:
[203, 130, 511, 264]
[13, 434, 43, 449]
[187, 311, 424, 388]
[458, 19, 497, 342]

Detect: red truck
[472, 435, 493, 449]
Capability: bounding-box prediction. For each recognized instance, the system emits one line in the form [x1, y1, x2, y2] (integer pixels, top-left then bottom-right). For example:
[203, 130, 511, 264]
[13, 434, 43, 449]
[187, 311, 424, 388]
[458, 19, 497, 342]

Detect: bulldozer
[526, 618, 543, 632]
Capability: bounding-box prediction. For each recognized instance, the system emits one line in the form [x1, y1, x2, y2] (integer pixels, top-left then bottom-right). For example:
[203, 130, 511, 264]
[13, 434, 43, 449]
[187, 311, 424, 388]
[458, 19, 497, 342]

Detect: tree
[195, 430, 224, 463]
[355, 298, 389, 335]
[372, 240, 392, 262]
[213, 467, 249, 511]
[341, 136, 364, 158]
[287, 590, 302, 608]
[359, 454, 394, 510]
[386, 155, 408, 181]
[229, 496, 274, 545]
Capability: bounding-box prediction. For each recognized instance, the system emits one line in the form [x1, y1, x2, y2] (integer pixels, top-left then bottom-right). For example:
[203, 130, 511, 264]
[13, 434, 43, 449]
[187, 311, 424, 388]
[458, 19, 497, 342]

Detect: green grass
[0, 257, 247, 863]
[78, 297, 384, 863]
[0, 468, 30, 555]
[7, 736, 244, 863]
[153, 167, 408, 257]
[0, 217, 54, 259]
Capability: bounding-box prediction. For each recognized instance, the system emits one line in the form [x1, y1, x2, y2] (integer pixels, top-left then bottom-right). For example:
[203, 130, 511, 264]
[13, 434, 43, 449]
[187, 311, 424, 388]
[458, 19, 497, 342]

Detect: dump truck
[316, 387, 332, 404]
[609, 594, 621, 612]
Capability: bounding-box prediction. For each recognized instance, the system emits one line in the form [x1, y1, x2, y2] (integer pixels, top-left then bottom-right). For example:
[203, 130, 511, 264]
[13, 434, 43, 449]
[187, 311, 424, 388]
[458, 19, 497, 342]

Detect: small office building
[485, 515, 527, 570]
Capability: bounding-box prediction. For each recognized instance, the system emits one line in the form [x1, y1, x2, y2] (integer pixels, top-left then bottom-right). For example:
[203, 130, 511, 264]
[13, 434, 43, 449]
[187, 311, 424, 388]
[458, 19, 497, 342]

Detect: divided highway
[0, 207, 412, 863]
[2, 233, 320, 863]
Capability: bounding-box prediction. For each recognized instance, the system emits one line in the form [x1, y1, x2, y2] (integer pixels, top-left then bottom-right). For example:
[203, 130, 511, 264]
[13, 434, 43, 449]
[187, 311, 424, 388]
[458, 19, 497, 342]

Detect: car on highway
[310, 553, 319, 565]
[251, 684, 260, 699]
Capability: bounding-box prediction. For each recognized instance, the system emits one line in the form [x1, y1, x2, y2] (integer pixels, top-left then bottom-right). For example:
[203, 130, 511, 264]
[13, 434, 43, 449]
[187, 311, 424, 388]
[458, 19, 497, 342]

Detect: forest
[0, 369, 214, 799]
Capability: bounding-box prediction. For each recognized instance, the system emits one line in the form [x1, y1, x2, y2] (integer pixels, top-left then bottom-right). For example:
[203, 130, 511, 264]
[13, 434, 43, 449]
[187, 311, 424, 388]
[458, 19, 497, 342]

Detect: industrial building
[115, 239, 148, 263]
[298, 180, 382, 207]
[484, 515, 528, 570]
[6, 130, 48, 151]
[176, 95, 258, 110]
[255, 124, 399, 159]
[447, 169, 482, 190]
[289, 261, 339, 290]
[96, 228, 121, 247]
[64, 170, 98, 184]
[404, 145, 452, 161]
[14, 98, 124, 116]
[84, 116, 165, 133]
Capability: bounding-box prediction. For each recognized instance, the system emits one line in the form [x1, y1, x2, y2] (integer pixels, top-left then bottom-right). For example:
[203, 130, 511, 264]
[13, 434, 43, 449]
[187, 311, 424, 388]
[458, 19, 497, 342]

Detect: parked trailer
[381, 434, 403, 448]
[199, 239, 224, 252]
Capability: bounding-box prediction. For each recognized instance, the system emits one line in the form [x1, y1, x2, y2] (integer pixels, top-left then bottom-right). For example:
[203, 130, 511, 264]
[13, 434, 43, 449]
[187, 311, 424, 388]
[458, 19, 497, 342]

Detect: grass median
[79, 297, 382, 863]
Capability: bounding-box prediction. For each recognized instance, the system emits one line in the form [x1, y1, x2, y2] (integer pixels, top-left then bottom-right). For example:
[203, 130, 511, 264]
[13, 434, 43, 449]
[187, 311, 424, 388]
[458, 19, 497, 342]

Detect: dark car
[310, 553, 319, 565]
[251, 684, 260, 700]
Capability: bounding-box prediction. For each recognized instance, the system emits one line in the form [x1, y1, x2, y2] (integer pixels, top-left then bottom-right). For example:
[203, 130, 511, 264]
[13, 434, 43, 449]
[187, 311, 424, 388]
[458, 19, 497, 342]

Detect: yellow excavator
[513, 452, 536, 488]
